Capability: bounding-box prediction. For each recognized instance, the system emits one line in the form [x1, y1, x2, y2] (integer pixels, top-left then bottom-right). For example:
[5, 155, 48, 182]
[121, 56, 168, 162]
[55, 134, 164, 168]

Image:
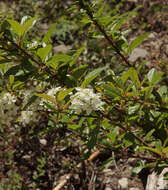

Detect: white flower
[47, 87, 61, 97]
[21, 89, 42, 110]
[40, 87, 61, 108]
[19, 89, 43, 125]
[0, 92, 18, 126]
[70, 87, 104, 114]
[20, 111, 40, 125]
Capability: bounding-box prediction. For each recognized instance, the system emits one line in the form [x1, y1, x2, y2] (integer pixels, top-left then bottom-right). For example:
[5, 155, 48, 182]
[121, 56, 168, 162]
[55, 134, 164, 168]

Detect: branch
[3, 36, 53, 76]
[97, 110, 149, 147]
[78, 0, 132, 67]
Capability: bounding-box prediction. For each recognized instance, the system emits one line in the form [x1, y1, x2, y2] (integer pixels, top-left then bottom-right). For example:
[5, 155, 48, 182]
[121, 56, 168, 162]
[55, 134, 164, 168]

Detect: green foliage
[0, 0, 168, 188]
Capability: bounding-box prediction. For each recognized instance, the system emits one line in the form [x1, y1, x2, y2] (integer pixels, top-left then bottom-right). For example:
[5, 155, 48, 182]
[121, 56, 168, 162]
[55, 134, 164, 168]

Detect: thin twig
[79, 0, 132, 67]
[53, 151, 100, 190]
[3, 36, 53, 76]
[98, 110, 149, 147]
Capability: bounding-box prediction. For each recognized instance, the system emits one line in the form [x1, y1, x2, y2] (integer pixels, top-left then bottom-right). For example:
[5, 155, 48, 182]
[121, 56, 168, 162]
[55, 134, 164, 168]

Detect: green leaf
[5, 65, 20, 76]
[164, 172, 168, 180]
[111, 16, 128, 32]
[81, 67, 106, 87]
[46, 53, 71, 70]
[7, 19, 22, 37]
[128, 104, 140, 115]
[143, 129, 155, 141]
[162, 147, 168, 154]
[144, 86, 153, 100]
[141, 146, 162, 156]
[155, 140, 162, 152]
[99, 157, 114, 171]
[98, 16, 114, 26]
[35, 93, 57, 105]
[80, 17, 91, 24]
[106, 127, 120, 144]
[121, 68, 140, 89]
[132, 160, 144, 174]
[147, 68, 163, 85]
[71, 64, 88, 80]
[129, 68, 140, 89]
[68, 124, 80, 130]
[96, 2, 105, 17]
[0, 59, 12, 64]
[69, 47, 85, 66]
[81, 75, 97, 88]
[42, 23, 57, 44]
[21, 16, 37, 36]
[128, 33, 149, 54]
[121, 70, 131, 83]
[9, 75, 14, 85]
[123, 132, 134, 147]
[157, 85, 168, 96]
[12, 81, 24, 90]
[57, 88, 74, 102]
[86, 126, 100, 156]
[37, 45, 52, 62]
[103, 83, 121, 98]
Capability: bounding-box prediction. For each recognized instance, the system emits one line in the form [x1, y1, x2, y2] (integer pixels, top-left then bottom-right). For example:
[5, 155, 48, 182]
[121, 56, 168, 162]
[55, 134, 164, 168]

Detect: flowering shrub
[0, 0, 168, 188]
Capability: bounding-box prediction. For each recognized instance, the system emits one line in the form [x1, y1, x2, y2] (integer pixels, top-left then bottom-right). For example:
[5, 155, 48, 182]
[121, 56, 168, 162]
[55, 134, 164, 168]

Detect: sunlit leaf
[37, 45, 52, 62]
[128, 33, 149, 54]
[7, 19, 22, 36]
[57, 88, 74, 102]
[141, 146, 162, 156]
[42, 23, 57, 43]
[35, 93, 57, 105]
[147, 68, 163, 85]
[46, 53, 71, 70]
[71, 64, 88, 79]
[69, 47, 85, 66]
[103, 83, 121, 98]
[21, 16, 38, 36]
[9, 75, 14, 85]
[81, 67, 106, 87]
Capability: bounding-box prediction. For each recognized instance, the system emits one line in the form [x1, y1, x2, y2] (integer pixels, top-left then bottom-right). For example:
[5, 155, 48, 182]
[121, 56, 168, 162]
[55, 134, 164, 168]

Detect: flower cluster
[0, 86, 105, 127]
[0, 92, 18, 126]
[40, 87, 61, 109]
[19, 87, 61, 125]
[19, 89, 42, 125]
[70, 87, 104, 114]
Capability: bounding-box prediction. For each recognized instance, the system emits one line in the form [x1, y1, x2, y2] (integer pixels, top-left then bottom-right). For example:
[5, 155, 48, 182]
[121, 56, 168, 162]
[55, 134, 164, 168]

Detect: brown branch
[97, 110, 149, 147]
[79, 0, 132, 67]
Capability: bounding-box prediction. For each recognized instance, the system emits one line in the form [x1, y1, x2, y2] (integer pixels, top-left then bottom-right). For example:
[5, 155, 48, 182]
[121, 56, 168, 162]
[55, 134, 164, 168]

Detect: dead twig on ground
[53, 150, 100, 190]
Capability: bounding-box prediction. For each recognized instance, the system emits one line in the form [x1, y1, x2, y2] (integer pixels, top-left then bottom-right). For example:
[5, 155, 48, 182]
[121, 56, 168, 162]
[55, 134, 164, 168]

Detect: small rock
[39, 139, 47, 145]
[146, 171, 160, 190]
[157, 168, 168, 189]
[128, 48, 148, 62]
[118, 177, 129, 190]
